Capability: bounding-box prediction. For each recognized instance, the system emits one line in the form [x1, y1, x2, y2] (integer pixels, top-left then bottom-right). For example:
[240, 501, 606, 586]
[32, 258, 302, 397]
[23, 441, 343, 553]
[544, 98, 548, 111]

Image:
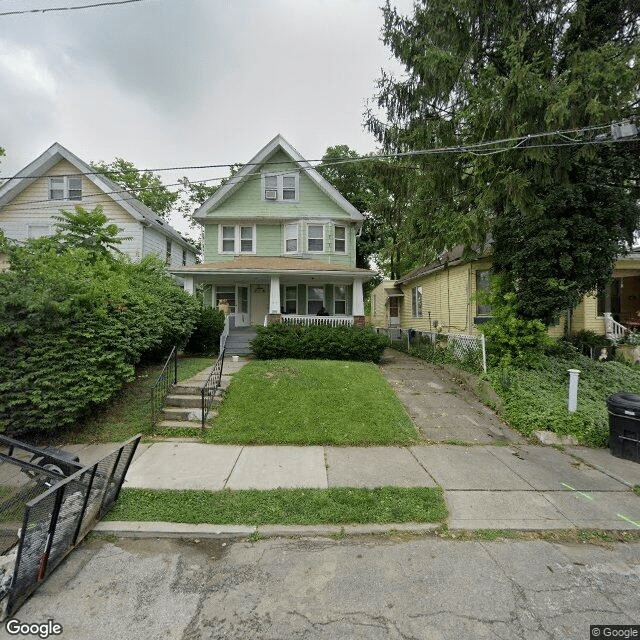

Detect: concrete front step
[156, 416, 217, 430]
[165, 394, 202, 409]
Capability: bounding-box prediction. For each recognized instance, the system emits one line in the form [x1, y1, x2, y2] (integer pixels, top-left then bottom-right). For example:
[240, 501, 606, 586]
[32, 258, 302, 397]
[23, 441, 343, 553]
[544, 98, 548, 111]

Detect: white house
[0, 143, 197, 269]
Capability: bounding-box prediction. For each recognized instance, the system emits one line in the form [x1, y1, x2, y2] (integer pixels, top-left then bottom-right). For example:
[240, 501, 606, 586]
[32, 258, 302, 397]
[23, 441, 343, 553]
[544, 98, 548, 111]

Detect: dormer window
[262, 172, 299, 202]
[49, 176, 82, 201]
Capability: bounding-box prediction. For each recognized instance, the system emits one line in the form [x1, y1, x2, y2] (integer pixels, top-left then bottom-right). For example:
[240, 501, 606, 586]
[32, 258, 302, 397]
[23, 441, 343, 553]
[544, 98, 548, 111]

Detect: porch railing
[220, 315, 230, 353]
[200, 349, 225, 431]
[282, 315, 354, 327]
[604, 312, 629, 341]
[151, 345, 177, 426]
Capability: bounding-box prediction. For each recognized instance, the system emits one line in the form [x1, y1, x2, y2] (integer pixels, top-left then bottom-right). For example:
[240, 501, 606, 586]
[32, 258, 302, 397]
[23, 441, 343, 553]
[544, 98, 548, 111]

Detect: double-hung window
[262, 172, 299, 201]
[307, 224, 324, 252]
[334, 225, 346, 253]
[219, 224, 255, 254]
[165, 239, 172, 265]
[284, 223, 298, 253]
[412, 285, 423, 318]
[334, 285, 347, 315]
[307, 286, 325, 315]
[182, 248, 187, 266]
[49, 176, 82, 201]
[284, 286, 297, 314]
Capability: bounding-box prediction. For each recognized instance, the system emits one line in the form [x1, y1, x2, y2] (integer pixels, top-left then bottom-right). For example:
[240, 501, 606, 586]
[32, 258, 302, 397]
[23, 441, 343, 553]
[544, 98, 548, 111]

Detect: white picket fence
[376, 327, 487, 373]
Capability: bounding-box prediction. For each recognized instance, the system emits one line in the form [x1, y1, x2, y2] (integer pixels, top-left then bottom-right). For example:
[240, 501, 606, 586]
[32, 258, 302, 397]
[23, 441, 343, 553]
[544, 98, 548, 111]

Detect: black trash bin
[607, 392, 640, 463]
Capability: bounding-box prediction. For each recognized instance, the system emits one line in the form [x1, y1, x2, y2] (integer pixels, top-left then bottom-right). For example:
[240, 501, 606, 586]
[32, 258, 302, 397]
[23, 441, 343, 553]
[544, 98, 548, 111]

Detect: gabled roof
[192, 134, 364, 222]
[397, 244, 492, 285]
[0, 142, 196, 251]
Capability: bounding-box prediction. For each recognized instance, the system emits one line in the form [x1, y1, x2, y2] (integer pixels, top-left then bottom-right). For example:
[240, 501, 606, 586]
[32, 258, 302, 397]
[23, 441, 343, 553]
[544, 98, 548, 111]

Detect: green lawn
[203, 359, 418, 445]
[63, 356, 213, 444]
[107, 486, 446, 525]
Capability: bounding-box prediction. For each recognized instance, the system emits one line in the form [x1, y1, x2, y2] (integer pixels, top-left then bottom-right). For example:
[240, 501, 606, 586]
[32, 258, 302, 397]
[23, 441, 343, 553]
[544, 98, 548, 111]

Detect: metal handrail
[200, 348, 225, 431]
[219, 315, 230, 354]
[150, 345, 177, 426]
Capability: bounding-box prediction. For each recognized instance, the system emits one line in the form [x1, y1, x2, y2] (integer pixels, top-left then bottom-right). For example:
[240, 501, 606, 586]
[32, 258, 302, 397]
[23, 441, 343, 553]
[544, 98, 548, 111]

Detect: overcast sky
[0, 0, 412, 237]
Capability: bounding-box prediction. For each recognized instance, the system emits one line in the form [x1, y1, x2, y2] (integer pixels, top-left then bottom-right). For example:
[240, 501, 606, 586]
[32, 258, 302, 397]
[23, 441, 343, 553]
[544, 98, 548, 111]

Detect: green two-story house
[171, 135, 375, 329]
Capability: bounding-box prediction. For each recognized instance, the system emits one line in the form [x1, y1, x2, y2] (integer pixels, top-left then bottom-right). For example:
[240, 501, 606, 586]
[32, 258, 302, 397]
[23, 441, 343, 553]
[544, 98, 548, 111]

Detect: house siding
[202, 219, 357, 266]
[205, 150, 352, 222]
[0, 158, 145, 258]
[400, 261, 482, 335]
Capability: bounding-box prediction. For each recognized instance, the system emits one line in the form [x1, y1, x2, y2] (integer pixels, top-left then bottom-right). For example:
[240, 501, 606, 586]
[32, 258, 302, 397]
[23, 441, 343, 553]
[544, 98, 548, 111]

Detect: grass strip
[106, 486, 447, 525]
[205, 359, 418, 445]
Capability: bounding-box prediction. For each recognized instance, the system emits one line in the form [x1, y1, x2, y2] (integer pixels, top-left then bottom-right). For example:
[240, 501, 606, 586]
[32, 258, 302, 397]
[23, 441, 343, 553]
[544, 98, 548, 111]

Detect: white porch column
[269, 275, 281, 314]
[183, 276, 195, 295]
[352, 278, 365, 316]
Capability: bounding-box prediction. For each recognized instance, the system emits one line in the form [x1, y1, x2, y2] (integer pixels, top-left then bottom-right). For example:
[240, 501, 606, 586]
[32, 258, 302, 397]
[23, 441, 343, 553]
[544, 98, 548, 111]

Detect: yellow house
[369, 246, 640, 339]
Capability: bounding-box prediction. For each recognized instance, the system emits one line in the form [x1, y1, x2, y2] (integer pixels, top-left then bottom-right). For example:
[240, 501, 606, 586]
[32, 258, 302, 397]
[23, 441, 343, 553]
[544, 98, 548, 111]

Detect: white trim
[307, 222, 325, 253]
[261, 171, 300, 203]
[334, 223, 347, 254]
[412, 285, 423, 318]
[307, 284, 325, 315]
[334, 283, 348, 315]
[218, 223, 257, 255]
[284, 222, 299, 254]
[284, 285, 298, 314]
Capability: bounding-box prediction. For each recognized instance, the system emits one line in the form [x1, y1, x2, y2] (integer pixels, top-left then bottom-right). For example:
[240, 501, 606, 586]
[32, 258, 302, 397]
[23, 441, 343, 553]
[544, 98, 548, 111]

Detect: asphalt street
[2, 534, 639, 640]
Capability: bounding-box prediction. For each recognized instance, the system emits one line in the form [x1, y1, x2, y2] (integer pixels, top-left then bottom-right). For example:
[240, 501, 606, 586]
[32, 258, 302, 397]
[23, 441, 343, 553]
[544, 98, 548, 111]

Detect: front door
[236, 286, 250, 326]
[251, 285, 269, 325]
[388, 297, 400, 326]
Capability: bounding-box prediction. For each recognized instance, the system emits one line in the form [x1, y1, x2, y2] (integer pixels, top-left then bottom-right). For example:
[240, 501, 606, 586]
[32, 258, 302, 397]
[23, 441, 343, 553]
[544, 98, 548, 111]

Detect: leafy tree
[53, 205, 130, 259]
[317, 145, 426, 277]
[368, 0, 640, 324]
[92, 158, 179, 220]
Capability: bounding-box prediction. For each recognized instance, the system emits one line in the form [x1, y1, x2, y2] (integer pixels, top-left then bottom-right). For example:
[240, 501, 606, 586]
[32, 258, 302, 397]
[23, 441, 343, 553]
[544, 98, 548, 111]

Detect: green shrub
[0, 244, 199, 435]
[489, 352, 640, 447]
[479, 292, 551, 368]
[184, 306, 225, 355]
[250, 323, 389, 362]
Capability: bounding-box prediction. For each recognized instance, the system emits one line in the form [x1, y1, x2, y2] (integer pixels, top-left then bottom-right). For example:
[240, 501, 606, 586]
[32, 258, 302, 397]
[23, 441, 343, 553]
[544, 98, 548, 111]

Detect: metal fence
[201, 349, 225, 431]
[1, 434, 141, 620]
[376, 327, 487, 373]
[151, 346, 178, 426]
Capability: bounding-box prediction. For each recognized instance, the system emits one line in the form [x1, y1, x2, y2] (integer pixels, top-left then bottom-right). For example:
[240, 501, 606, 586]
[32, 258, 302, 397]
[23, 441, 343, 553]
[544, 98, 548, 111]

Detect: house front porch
[170, 256, 375, 333]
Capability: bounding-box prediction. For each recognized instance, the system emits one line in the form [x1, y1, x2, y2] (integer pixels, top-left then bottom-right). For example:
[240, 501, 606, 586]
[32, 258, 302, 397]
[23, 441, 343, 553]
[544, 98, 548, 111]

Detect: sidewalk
[72, 351, 640, 534]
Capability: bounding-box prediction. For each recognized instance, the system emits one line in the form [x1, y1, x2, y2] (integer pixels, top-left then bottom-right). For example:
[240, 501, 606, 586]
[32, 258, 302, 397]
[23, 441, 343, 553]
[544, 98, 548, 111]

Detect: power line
[1, 123, 620, 181]
[0, 0, 144, 17]
[2, 135, 638, 213]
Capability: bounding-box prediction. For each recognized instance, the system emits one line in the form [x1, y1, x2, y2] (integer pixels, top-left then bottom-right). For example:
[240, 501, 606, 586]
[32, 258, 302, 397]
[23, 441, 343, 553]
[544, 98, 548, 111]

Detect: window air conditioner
[265, 189, 278, 200]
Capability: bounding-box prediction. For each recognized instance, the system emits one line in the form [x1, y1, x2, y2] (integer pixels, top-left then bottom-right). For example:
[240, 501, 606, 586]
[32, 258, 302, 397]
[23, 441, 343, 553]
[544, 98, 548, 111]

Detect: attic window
[262, 172, 299, 202]
[49, 176, 82, 201]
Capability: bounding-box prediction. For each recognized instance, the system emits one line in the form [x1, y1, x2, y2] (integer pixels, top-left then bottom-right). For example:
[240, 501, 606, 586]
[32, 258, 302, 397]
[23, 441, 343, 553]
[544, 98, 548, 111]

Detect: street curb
[93, 521, 441, 539]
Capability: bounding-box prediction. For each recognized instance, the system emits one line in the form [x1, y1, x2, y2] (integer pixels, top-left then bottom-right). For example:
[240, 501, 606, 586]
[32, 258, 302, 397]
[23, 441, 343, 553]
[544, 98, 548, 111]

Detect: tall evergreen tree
[368, 0, 640, 324]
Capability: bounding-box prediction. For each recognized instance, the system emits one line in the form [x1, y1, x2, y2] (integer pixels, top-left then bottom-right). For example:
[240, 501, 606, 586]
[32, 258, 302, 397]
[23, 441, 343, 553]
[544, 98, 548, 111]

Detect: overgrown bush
[250, 323, 389, 362]
[489, 352, 640, 447]
[479, 291, 551, 368]
[0, 242, 199, 435]
[183, 306, 225, 355]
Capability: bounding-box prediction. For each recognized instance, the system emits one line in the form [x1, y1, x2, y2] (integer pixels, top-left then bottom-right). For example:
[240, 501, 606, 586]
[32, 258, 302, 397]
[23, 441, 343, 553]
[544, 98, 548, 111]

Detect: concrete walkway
[65, 351, 640, 533]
